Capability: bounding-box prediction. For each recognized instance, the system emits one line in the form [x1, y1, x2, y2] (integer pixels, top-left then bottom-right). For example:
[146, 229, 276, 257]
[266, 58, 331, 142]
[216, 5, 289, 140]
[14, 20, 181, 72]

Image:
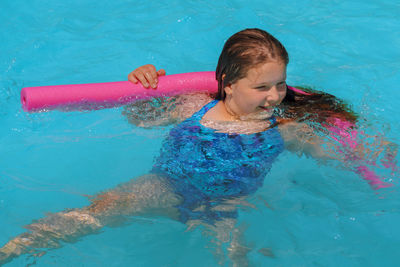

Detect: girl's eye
[254, 82, 286, 91]
[256, 86, 270, 91]
[277, 82, 287, 90]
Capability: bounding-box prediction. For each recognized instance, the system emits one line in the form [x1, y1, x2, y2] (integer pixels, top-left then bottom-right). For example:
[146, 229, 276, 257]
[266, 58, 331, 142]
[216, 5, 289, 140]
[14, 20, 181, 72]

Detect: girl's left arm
[278, 121, 335, 160]
[279, 120, 398, 163]
[278, 120, 398, 189]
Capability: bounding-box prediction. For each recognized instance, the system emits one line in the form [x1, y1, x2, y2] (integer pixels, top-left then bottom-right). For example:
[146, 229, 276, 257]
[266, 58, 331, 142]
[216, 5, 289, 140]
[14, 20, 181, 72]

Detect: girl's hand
[127, 64, 166, 89]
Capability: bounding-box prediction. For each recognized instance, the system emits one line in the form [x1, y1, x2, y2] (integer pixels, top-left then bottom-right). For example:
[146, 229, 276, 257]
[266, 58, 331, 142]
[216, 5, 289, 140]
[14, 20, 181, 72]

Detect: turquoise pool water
[1, 0, 400, 266]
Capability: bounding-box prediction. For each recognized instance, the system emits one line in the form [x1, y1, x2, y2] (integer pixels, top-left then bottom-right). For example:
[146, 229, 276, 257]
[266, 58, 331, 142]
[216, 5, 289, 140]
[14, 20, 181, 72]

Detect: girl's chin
[239, 109, 274, 121]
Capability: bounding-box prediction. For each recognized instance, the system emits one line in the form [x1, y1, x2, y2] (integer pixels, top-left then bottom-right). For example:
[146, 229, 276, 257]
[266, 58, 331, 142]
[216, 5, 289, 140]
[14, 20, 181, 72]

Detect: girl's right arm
[125, 65, 212, 128]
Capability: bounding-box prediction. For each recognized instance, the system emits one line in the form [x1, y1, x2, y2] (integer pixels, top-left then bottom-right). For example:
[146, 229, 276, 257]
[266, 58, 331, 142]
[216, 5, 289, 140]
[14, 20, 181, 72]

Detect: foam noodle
[21, 72, 218, 112]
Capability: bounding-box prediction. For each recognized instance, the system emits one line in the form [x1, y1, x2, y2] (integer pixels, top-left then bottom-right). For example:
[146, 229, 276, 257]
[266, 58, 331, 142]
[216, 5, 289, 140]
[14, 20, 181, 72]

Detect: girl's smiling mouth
[259, 106, 273, 112]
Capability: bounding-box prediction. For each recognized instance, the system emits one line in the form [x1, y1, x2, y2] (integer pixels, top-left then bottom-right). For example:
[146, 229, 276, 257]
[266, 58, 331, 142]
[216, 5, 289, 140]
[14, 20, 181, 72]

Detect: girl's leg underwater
[186, 198, 253, 267]
[0, 174, 182, 265]
[198, 218, 251, 267]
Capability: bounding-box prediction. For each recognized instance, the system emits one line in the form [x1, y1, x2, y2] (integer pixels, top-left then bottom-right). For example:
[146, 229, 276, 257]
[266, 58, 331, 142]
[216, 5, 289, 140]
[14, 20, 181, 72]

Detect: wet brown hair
[215, 28, 288, 100]
[279, 86, 358, 126]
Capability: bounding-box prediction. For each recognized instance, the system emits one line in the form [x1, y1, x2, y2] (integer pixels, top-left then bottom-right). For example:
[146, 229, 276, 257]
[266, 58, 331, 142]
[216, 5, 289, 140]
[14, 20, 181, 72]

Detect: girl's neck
[200, 100, 273, 134]
[202, 100, 237, 122]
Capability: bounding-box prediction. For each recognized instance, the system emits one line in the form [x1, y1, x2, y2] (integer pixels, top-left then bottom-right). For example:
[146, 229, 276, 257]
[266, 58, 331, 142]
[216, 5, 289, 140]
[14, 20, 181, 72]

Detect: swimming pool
[1, 0, 400, 266]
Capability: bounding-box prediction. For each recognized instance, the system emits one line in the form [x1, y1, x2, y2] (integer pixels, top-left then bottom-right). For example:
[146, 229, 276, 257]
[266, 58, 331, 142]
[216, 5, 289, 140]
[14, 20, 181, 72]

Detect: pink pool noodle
[21, 72, 218, 112]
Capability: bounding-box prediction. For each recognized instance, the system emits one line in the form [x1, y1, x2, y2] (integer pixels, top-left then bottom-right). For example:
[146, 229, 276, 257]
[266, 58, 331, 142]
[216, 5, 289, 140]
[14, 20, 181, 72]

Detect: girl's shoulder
[173, 93, 214, 121]
[122, 93, 213, 128]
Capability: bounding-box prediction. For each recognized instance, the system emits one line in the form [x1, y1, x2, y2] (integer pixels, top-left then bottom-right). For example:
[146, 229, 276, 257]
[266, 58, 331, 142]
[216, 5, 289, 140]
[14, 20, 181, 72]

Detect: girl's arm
[278, 120, 335, 160]
[278, 120, 398, 189]
[278, 120, 398, 164]
[122, 93, 213, 128]
[124, 65, 213, 127]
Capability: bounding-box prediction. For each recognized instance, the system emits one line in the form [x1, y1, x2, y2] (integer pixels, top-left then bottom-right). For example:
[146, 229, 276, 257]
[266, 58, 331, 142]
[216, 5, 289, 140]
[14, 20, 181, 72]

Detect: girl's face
[224, 61, 287, 120]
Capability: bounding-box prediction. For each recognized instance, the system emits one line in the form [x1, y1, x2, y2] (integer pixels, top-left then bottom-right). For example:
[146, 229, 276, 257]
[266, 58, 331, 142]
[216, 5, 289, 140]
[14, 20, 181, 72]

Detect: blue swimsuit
[151, 100, 284, 223]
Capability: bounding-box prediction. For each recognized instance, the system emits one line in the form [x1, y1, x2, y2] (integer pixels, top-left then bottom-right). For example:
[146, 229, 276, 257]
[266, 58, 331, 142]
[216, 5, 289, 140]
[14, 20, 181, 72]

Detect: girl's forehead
[244, 62, 287, 83]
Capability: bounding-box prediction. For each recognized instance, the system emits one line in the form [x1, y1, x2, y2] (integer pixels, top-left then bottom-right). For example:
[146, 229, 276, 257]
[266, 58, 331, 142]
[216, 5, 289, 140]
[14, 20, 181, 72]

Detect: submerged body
[152, 100, 284, 223]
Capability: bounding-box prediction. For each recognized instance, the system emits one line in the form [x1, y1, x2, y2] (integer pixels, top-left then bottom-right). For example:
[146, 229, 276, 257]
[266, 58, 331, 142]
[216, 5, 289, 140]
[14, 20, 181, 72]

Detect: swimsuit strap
[189, 99, 219, 121]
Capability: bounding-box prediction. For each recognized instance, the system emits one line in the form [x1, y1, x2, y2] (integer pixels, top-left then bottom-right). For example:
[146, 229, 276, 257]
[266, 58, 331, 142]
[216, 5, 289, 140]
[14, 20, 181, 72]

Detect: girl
[0, 28, 395, 266]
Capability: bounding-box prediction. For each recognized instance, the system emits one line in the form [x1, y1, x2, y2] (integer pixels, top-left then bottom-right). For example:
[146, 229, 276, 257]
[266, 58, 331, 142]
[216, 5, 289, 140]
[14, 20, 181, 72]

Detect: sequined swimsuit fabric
[151, 100, 284, 223]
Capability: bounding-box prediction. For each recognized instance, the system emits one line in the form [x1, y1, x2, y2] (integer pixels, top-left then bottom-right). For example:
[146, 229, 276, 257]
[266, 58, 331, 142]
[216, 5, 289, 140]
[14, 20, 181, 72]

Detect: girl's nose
[266, 86, 280, 104]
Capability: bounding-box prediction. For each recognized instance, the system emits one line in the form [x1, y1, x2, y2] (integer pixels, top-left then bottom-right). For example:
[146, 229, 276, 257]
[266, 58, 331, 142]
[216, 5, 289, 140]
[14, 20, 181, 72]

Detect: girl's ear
[224, 84, 233, 96]
[221, 74, 233, 97]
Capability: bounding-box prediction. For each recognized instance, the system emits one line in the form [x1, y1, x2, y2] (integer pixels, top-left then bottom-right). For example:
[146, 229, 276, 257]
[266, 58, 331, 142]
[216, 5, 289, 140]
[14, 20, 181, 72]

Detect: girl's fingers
[127, 65, 166, 89]
[128, 73, 138, 84]
[157, 69, 166, 77]
[134, 72, 150, 88]
[143, 65, 159, 88]
[144, 71, 157, 89]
